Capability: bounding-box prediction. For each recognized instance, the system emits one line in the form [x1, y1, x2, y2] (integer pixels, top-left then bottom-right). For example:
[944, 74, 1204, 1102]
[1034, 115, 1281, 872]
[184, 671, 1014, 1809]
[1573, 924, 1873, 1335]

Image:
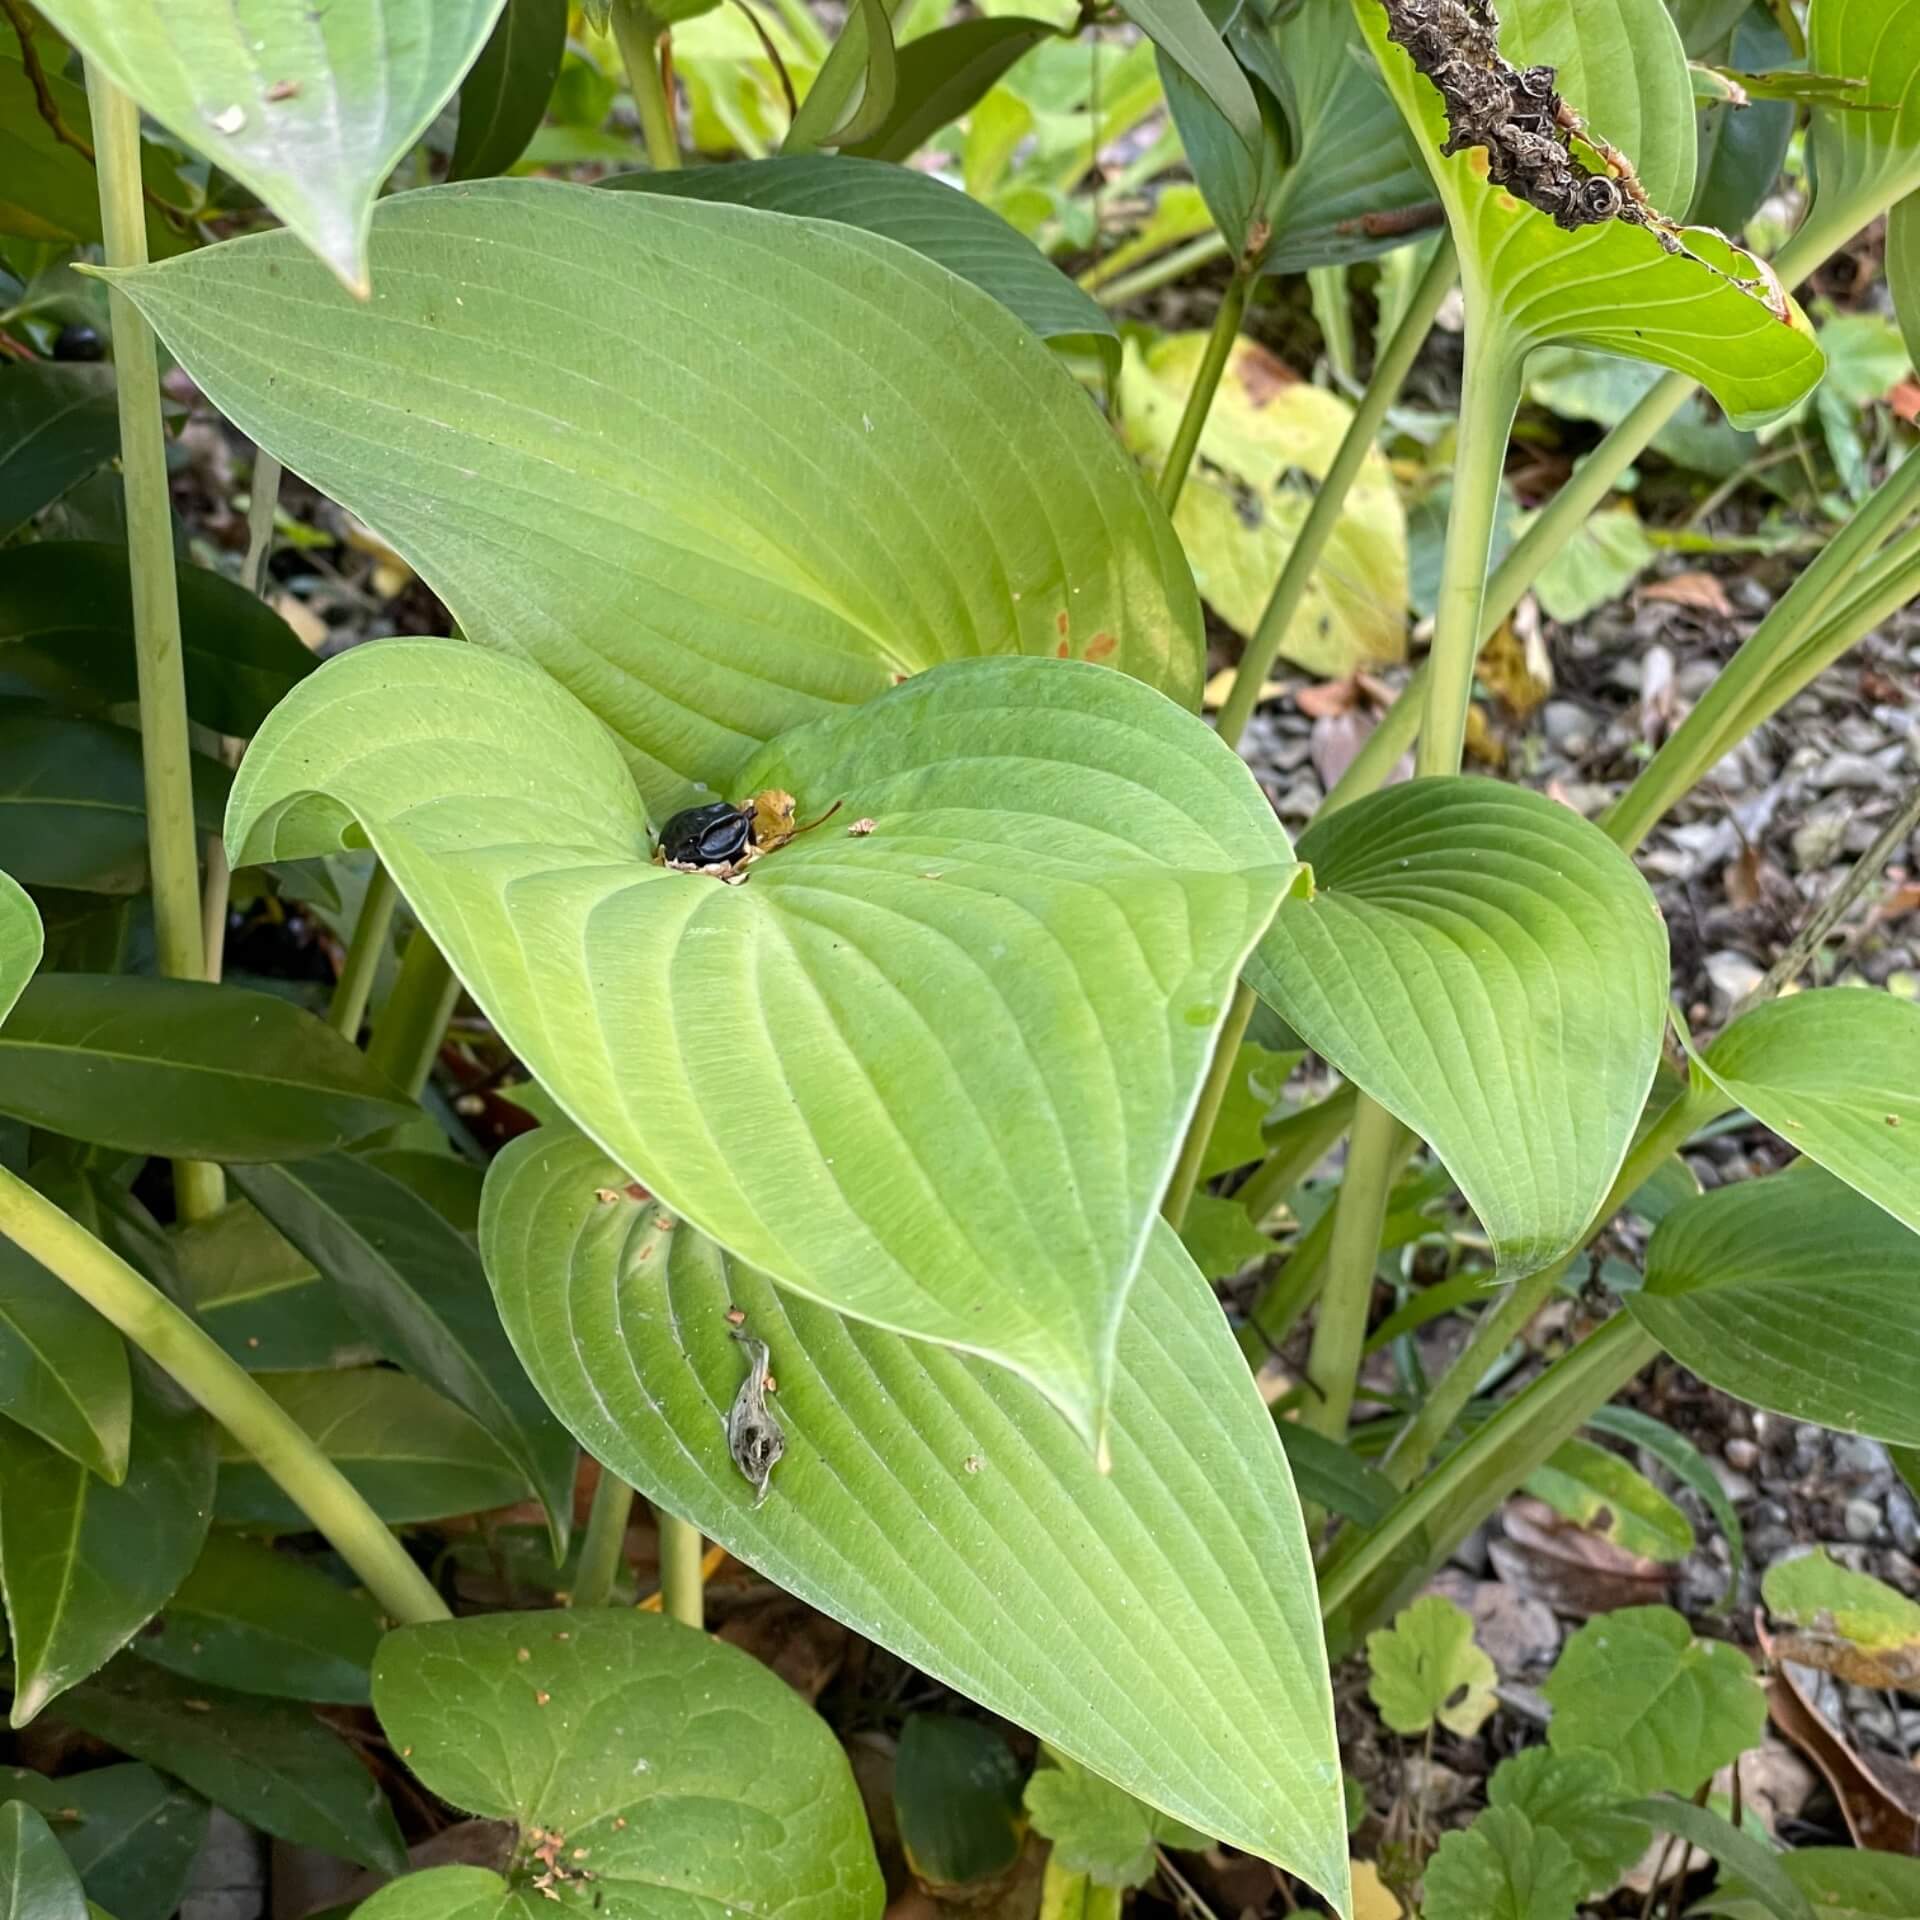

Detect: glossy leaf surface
[113, 180, 1202, 814]
[0, 1764, 208, 1920]
[0, 1230, 129, 1482]
[1247, 778, 1668, 1276]
[480, 1127, 1347, 1905]
[229, 644, 1297, 1438]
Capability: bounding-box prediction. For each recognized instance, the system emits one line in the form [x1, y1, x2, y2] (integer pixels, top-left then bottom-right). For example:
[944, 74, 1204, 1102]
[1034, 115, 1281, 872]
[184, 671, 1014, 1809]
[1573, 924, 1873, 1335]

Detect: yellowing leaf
[1365, 1594, 1497, 1738]
[1352, 1859, 1403, 1920]
[1120, 335, 1408, 676]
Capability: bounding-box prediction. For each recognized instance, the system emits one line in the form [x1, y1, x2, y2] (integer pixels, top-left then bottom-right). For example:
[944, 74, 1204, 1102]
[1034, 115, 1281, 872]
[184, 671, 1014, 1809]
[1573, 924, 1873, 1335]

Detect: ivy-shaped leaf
[228, 644, 1298, 1442]
[1421, 1806, 1584, 1920]
[1485, 1749, 1647, 1897]
[1023, 1754, 1209, 1891]
[1365, 1595, 1497, 1738]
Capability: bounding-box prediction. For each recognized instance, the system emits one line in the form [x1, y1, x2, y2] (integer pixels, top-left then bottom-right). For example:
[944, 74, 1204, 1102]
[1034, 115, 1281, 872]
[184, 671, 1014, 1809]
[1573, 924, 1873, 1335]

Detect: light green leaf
[0, 1370, 213, 1726]
[479, 1127, 1348, 1907]
[0, 710, 229, 896]
[0, 367, 117, 543]
[1524, 1435, 1695, 1562]
[1023, 1753, 1209, 1891]
[1420, 1806, 1584, 1920]
[449, 0, 566, 181]
[1805, 0, 1920, 238]
[842, 18, 1061, 165]
[1588, 1404, 1744, 1603]
[0, 976, 414, 1161]
[604, 154, 1118, 369]
[0, 1230, 129, 1482]
[1364, 1595, 1497, 1738]
[1891, 191, 1920, 370]
[1177, 1192, 1277, 1280]
[1543, 1605, 1765, 1796]
[1119, 335, 1408, 676]
[135, 1533, 383, 1705]
[0, 1805, 87, 1920]
[1628, 1161, 1920, 1445]
[212, 1368, 530, 1529]
[1529, 504, 1658, 623]
[1698, 989, 1920, 1235]
[229, 644, 1296, 1441]
[1246, 777, 1669, 1277]
[1484, 1749, 1647, 1898]
[37, 0, 509, 294]
[0, 1765, 208, 1920]
[173, 1200, 376, 1372]
[1700, 1850, 1920, 1920]
[1119, 0, 1260, 155]
[368, 1611, 882, 1919]
[112, 179, 1199, 814]
[1617, 1798, 1814, 1920]
[54, 1658, 406, 1872]
[1762, 1546, 1920, 1668]
[0, 543, 318, 739]
[1357, 0, 1823, 427]
[895, 1716, 1023, 1889]
[0, 871, 41, 1028]
[1199, 1040, 1302, 1178]
[233, 1155, 573, 1552]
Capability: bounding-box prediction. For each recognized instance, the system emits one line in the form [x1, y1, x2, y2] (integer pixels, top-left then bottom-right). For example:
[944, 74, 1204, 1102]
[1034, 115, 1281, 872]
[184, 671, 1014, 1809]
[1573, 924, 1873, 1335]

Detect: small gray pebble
[1843, 1497, 1883, 1542]
[1724, 1438, 1759, 1472]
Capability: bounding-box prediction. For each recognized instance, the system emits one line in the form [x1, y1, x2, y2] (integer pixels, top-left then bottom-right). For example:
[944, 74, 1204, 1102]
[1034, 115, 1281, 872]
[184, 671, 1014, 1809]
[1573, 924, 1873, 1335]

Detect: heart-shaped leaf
[1628, 1162, 1920, 1445]
[0, 1228, 130, 1481]
[232, 1155, 574, 1552]
[604, 154, 1118, 370]
[478, 1126, 1348, 1905]
[1806, 0, 1920, 236]
[0, 870, 41, 1030]
[1357, 0, 1823, 426]
[1245, 778, 1668, 1276]
[365, 1611, 883, 1920]
[0, 1368, 214, 1726]
[1697, 989, 1920, 1236]
[0, 1763, 209, 1920]
[34, 0, 508, 295]
[228, 643, 1298, 1439]
[110, 179, 1202, 815]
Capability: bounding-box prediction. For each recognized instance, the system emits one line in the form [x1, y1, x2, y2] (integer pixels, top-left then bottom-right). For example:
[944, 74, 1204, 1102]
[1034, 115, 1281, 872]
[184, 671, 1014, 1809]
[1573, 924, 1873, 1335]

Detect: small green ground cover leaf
[1023, 1754, 1208, 1890]
[367, 1611, 882, 1919]
[1421, 1805, 1583, 1920]
[1364, 1595, 1497, 1737]
[1484, 1749, 1647, 1897]
[1543, 1605, 1764, 1795]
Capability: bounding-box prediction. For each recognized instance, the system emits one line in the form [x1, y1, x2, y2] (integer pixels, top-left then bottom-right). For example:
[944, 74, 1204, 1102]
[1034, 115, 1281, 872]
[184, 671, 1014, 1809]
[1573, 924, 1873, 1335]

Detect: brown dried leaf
[1476, 622, 1552, 720]
[1641, 571, 1735, 618]
[1485, 1495, 1669, 1617]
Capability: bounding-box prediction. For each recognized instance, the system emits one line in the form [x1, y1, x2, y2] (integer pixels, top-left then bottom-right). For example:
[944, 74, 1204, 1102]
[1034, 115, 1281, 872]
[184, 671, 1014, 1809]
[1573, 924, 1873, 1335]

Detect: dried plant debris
[1375, 0, 1679, 244]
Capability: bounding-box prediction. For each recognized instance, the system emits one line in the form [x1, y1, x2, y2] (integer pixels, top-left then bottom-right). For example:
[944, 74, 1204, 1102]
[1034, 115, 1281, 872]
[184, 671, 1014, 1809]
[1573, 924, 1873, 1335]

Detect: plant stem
[1216, 238, 1456, 752]
[1156, 272, 1247, 515]
[326, 864, 400, 1041]
[657, 1511, 705, 1629]
[1237, 1081, 1359, 1226]
[612, 1, 681, 170]
[365, 928, 459, 1100]
[571, 1465, 636, 1609]
[1299, 1096, 1403, 1438]
[86, 66, 222, 1224]
[0, 1165, 447, 1624]
[1161, 981, 1256, 1231]
[1087, 232, 1231, 306]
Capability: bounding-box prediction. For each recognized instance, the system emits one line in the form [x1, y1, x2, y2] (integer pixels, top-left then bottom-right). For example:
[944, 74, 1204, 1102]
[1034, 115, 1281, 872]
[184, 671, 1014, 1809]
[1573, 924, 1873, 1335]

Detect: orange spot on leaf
[1084, 631, 1117, 661]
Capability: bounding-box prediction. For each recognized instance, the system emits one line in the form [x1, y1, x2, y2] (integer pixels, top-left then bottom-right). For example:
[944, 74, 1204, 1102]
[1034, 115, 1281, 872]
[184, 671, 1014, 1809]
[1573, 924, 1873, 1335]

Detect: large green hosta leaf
[1806, 0, 1920, 233]
[1630, 1162, 1920, 1444]
[480, 1127, 1347, 1909]
[1246, 779, 1668, 1276]
[1699, 990, 1920, 1236]
[110, 179, 1203, 817]
[1356, 0, 1822, 425]
[228, 644, 1297, 1440]
[35, 0, 507, 295]
[366, 1612, 882, 1920]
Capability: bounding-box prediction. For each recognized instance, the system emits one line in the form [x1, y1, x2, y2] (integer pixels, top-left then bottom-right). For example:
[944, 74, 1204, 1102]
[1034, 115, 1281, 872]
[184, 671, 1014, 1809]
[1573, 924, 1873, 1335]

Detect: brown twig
[2, 0, 96, 163]
[725, 0, 798, 119]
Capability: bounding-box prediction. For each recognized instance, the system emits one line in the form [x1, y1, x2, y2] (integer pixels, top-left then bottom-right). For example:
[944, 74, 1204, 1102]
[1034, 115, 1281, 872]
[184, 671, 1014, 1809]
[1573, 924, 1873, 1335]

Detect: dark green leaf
[894, 1716, 1023, 1888]
[1484, 1748, 1647, 1898]
[605, 153, 1118, 367]
[0, 1231, 129, 1481]
[1116, 0, 1259, 154]
[1421, 1805, 1583, 1920]
[55, 1659, 406, 1872]
[1617, 1798, 1814, 1920]
[0, 976, 415, 1161]
[0, 368, 117, 541]
[1700, 1849, 1920, 1920]
[450, 0, 566, 181]
[0, 1805, 87, 1920]
[233, 1155, 573, 1552]
[844, 18, 1059, 163]
[0, 1765, 207, 1920]
[212, 1369, 530, 1529]
[0, 709, 230, 895]
[0, 1369, 213, 1726]
[136, 1534, 382, 1705]
[368, 1611, 881, 1916]
[1688, 13, 1794, 232]
[355, 1150, 484, 1237]
[1629, 1162, 1920, 1445]
[0, 544, 317, 738]
[1273, 1421, 1396, 1526]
